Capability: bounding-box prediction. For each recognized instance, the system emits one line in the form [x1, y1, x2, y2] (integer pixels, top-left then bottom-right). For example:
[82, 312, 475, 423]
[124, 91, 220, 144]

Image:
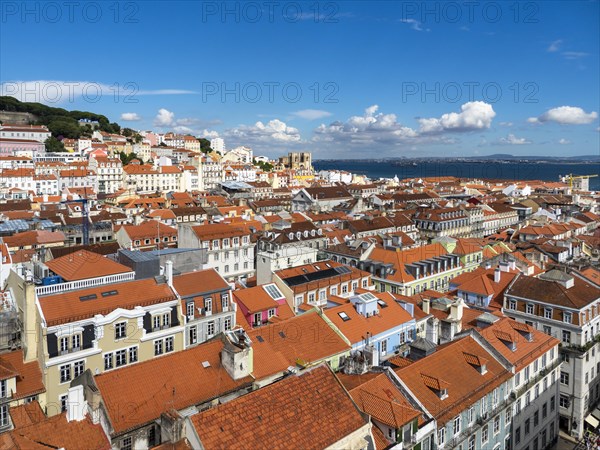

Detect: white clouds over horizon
[528, 106, 598, 125]
[290, 109, 333, 120]
[498, 134, 532, 145]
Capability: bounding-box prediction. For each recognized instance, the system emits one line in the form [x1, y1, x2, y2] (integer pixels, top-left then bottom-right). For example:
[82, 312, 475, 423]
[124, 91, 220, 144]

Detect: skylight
[338, 312, 351, 321]
[377, 300, 388, 308]
[79, 294, 97, 301]
[263, 284, 284, 300]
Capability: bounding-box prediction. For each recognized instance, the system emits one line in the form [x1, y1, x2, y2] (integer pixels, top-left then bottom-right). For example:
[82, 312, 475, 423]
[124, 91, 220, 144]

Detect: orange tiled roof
[39, 278, 176, 326]
[172, 269, 229, 297]
[45, 250, 132, 281]
[396, 335, 511, 424]
[189, 365, 367, 450]
[248, 311, 350, 380]
[94, 338, 253, 435]
[1, 403, 110, 450]
[0, 350, 45, 400]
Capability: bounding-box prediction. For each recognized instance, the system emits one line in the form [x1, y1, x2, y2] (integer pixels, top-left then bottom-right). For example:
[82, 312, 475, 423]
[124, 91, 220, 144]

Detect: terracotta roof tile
[0, 350, 45, 400]
[39, 278, 177, 326]
[248, 311, 350, 380]
[95, 339, 253, 435]
[190, 365, 367, 450]
[45, 250, 132, 281]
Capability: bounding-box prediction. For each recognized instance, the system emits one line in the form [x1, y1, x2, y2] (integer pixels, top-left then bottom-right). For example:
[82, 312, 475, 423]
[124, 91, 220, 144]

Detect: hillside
[0, 96, 121, 140]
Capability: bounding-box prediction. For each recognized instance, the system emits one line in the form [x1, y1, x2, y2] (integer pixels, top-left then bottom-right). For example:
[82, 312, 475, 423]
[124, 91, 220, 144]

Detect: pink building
[0, 138, 45, 156]
[233, 283, 293, 328]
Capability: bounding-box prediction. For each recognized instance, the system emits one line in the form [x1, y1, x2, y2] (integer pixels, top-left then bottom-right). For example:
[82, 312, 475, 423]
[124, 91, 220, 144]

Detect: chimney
[165, 260, 173, 286]
[221, 329, 253, 380]
[66, 385, 86, 422]
[450, 298, 464, 321]
[494, 267, 501, 283]
[422, 298, 430, 314]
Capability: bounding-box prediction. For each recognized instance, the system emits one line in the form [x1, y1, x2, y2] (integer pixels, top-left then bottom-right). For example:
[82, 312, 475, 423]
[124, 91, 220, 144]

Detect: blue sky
[1, 0, 599, 158]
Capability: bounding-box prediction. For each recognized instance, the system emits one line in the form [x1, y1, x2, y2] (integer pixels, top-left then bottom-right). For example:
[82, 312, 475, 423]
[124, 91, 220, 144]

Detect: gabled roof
[39, 278, 177, 326]
[45, 250, 132, 281]
[189, 365, 367, 450]
[233, 284, 285, 314]
[94, 338, 253, 435]
[324, 291, 414, 344]
[348, 372, 423, 428]
[248, 311, 350, 380]
[1, 402, 110, 450]
[395, 335, 511, 424]
[172, 269, 229, 297]
[0, 350, 45, 400]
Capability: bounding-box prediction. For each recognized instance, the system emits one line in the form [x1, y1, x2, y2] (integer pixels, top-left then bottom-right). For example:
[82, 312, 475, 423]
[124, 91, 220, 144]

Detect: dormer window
[563, 312, 572, 324]
[544, 308, 552, 319]
[526, 304, 534, 315]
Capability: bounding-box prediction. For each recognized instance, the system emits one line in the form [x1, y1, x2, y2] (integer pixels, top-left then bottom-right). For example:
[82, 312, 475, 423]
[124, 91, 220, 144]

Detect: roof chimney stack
[494, 267, 501, 283]
[165, 260, 173, 287]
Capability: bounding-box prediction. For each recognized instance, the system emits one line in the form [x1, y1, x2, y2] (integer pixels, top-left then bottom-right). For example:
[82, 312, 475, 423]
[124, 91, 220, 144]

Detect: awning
[585, 414, 599, 429]
[591, 407, 600, 421]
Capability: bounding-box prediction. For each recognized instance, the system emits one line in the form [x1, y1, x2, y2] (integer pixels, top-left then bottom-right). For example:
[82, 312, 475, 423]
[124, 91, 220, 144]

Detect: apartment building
[88, 156, 122, 195]
[172, 268, 235, 347]
[272, 260, 372, 313]
[4, 252, 184, 416]
[178, 222, 256, 281]
[115, 221, 178, 250]
[504, 269, 600, 438]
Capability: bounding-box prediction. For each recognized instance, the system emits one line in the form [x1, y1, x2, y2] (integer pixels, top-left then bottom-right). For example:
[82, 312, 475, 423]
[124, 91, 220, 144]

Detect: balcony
[514, 358, 562, 407]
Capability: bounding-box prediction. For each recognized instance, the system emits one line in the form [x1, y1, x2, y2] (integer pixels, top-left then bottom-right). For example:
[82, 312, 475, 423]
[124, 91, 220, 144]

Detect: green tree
[45, 136, 66, 152]
[197, 138, 214, 154]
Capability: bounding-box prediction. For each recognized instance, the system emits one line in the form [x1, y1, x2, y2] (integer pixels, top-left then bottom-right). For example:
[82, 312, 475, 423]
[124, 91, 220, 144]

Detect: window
[153, 315, 161, 330]
[60, 336, 69, 354]
[0, 380, 6, 398]
[308, 292, 316, 303]
[481, 395, 488, 414]
[515, 427, 521, 444]
[493, 388, 499, 406]
[116, 349, 127, 367]
[515, 372, 521, 386]
[74, 361, 85, 378]
[551, 395, 555, 411]
[468, 435, 476, 450]
[381, 339, 388, 355]
[204, 298, 212, 314]
[104, 353, 113, 370]
[187, 302, 195, 318]
[342, 284, 348, 294]
[467, 406, 474, 423]
[165, 337, 174, 353]
[533, 410, 539, 427]
[330, 286, 338, 296]
[453, 415, 461, 435]
[60, 364, 71, 383]
[121, 437, 132, 450]
[560, 371, 569, 386]
[72, 334, 81, 350]
[505, 408, 511, 425]
[481, 424, 488, 444]
[189, 326, 197, 344]
[163, 314, 170, 327]
[60, 394, 68, 413]
[154, 340, 163, 356]
[268, 308, 276, 318]
[224, 265, 229, 273]
[493, 415, 500, 435]
[542, 403, 547, 419]
[543, 325, 551, 335]
[544, 308, 552, 318]
[207, 321, 215, 336]
[438, 427, 445, 446]
[563, 312, 572, 324]
[0, 404, 8, 428]
[562, 353, 570, 363]
[509, 300, 516, 310]
[115, 322, 127, 339]
[526, 304, 534, 314]
[525, 418, 530, 435]
[129, 347, 138, 363]
[222, 294, 229, 310]
[559, 395, 570, 408]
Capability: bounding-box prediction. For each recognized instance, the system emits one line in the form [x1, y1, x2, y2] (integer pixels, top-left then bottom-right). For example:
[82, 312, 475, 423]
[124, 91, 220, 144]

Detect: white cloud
[224, 119, 301, 145]
[558, 138, 571, 145]
[399, 18, 429, 32]
[499, 134, 531, 145]
[313, 105, 419, 146]
[290, 109, 333, 120]
[120, 112, 141, 121]
[154, 109, 175, 127]
[499, 122, 513, 127]
[547, 39, 562, 52]
[528, 106, 598, 125]
[199, 130, 220, 139]
[562, 51, 588, 60]
[0, 80, 195, 105]
[418, 101, 496, 133]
